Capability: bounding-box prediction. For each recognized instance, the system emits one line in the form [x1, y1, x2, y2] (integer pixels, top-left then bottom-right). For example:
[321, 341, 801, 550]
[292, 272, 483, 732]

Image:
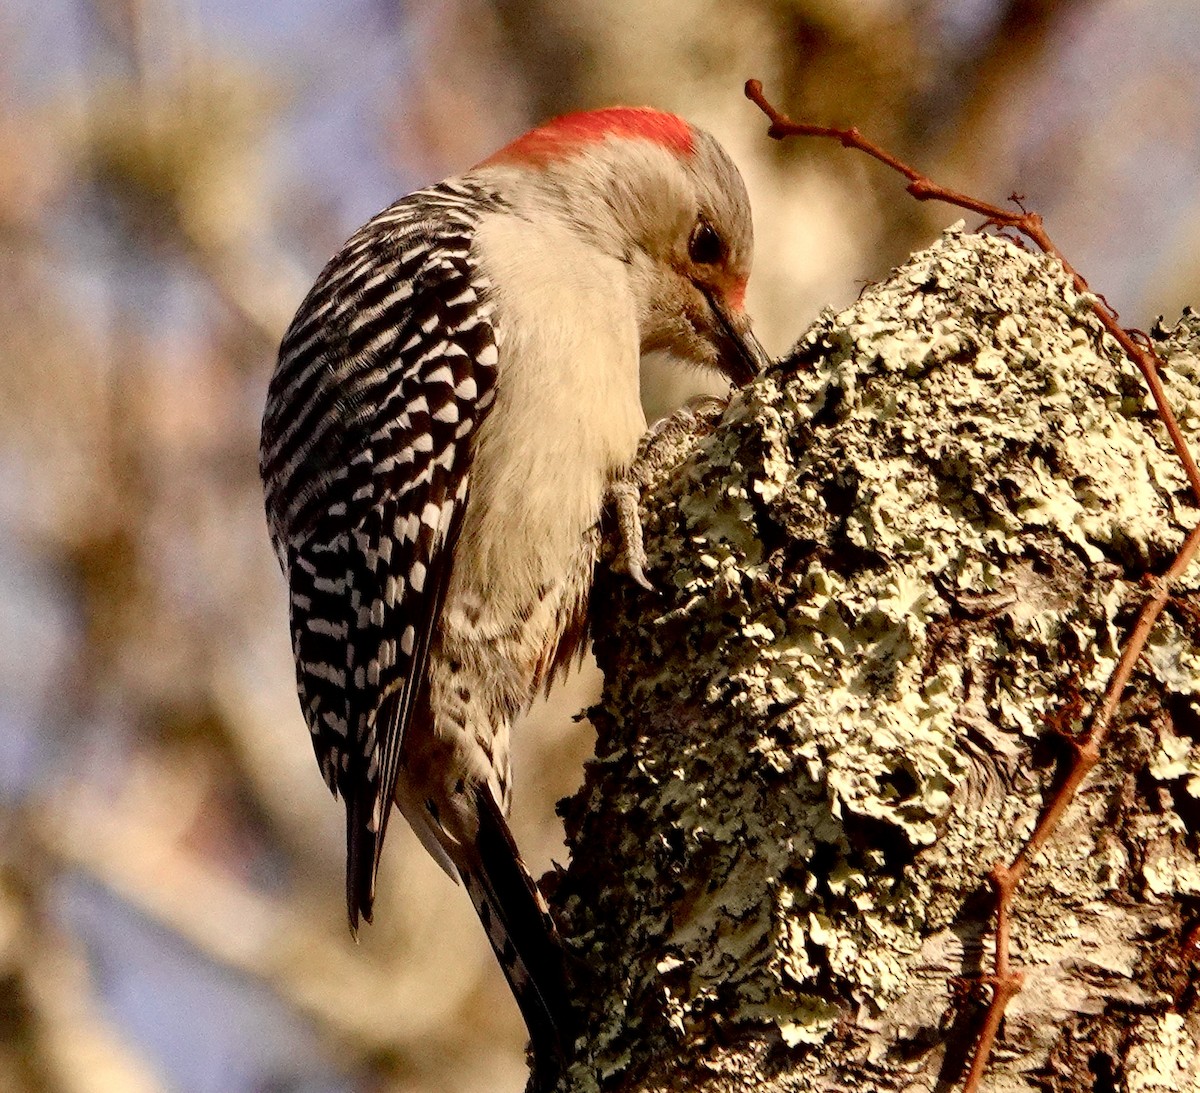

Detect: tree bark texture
[552, 228, 1200, 1092]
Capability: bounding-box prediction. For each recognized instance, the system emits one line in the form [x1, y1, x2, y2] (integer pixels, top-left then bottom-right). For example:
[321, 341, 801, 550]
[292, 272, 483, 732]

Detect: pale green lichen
[558, 228, 1200, 1092]
[1123, 1013, 1200, 1092]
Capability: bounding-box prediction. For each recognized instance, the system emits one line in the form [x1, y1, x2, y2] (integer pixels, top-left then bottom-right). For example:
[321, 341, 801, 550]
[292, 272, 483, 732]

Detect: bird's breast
[444, 211, 646, 651]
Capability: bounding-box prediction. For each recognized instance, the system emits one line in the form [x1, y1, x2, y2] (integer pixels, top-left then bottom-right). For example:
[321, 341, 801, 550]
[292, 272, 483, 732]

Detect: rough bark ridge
[553, 227, 1200, 1092]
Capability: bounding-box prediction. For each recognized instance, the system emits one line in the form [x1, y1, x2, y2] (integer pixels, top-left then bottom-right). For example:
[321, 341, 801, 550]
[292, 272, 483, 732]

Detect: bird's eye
[688, 220, 724, 265]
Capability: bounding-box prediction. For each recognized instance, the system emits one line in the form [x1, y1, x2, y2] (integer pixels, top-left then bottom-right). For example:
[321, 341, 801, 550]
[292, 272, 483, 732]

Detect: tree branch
[555, 229, 1200, 1092]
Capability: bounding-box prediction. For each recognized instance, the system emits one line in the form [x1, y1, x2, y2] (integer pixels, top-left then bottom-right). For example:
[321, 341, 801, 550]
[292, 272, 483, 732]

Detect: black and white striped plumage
[261, 107, 766, 1079]
[262, 179, 503, 920]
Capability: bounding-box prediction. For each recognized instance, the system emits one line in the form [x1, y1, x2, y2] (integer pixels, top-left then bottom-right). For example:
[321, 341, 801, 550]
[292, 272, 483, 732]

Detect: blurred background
[2, 1, 1198, 1090]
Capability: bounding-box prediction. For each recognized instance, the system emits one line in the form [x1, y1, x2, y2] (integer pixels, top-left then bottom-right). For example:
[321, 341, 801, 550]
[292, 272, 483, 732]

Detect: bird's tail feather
[346, 791, 379, 935]
[461, 785, 573, 1082]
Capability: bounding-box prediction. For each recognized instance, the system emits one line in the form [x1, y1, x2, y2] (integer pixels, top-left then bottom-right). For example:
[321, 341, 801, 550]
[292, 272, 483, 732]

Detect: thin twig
[745, 79, 1200, 502]
[745, 77, 1200, 1092]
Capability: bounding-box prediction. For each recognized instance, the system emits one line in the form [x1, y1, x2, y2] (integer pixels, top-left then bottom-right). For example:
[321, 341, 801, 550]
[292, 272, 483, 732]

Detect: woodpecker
[260, 107, 767, 1074]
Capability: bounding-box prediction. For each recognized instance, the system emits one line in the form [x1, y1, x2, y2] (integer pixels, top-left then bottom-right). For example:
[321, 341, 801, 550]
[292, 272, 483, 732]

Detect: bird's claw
[622, 551, 654, 592]
[609, 479, 654, 591]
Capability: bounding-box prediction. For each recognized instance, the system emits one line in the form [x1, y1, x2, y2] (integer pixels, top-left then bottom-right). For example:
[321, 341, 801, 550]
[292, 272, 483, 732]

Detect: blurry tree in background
[0, 1, 1197, 1091]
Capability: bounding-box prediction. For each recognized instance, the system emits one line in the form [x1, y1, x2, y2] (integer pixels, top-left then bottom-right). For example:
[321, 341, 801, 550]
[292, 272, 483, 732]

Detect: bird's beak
[706, 290, 771, 386]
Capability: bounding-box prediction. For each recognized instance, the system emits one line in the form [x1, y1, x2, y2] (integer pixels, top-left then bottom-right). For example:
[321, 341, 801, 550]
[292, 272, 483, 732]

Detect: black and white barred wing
[260, 184, 500, 926]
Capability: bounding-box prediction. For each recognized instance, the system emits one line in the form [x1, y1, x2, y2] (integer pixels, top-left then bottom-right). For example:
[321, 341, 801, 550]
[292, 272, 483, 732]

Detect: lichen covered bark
[555, 228, 1200, 1092]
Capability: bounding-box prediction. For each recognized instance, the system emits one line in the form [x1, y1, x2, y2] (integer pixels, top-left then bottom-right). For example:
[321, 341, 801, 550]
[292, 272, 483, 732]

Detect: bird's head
[479, 107, 769, 387]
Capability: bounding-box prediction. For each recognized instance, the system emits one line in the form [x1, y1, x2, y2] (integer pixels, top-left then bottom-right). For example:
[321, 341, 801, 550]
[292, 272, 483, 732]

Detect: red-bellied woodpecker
[260, 107, 766, 1074]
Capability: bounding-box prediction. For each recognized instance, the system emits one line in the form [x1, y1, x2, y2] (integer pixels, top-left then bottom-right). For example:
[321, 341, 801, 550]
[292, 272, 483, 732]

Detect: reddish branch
[745, 78, 1200, 1092]
[744, 79, 1200, 501]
